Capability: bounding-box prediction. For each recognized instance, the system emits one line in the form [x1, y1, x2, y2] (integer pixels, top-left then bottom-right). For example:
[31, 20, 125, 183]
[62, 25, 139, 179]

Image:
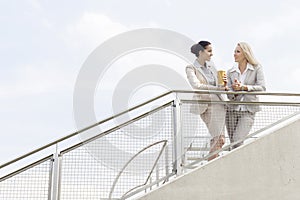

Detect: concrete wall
[139, 118, 300, 200]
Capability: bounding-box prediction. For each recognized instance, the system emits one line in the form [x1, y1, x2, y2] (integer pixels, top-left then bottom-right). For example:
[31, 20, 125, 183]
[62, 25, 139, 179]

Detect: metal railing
[1, 90, 300, 200]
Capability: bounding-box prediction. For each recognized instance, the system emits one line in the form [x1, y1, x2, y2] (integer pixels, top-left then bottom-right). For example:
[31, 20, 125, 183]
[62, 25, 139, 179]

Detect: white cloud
[264, 58, 300, 92]
[246, 7, 300, 41]
[0, 62, 74, 98]
[27, 0, 43, 12]
[64, 12, 128, 49]
[164, 0, 172, 7]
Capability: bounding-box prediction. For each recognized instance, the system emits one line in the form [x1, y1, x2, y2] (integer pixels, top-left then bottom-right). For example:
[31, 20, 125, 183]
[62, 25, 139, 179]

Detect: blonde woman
[186, 41, 228, 160]
[226, 42, 266, 149]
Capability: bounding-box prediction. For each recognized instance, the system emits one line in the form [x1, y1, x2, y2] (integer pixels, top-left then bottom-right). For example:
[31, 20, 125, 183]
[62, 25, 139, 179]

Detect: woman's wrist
[241, 85, 248, 91]
[217, 85, 228, 91]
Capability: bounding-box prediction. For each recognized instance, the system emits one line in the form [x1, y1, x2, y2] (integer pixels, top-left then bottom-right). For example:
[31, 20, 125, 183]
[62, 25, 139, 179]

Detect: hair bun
[191, 43, 202, 57]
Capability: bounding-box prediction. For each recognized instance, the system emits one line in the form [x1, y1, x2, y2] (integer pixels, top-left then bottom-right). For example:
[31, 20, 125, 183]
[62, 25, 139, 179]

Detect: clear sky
[1, 0, 300, 164]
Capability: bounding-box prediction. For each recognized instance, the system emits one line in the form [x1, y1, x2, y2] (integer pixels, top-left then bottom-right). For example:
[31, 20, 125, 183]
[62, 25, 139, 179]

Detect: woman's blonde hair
[238, 42, 259, 66]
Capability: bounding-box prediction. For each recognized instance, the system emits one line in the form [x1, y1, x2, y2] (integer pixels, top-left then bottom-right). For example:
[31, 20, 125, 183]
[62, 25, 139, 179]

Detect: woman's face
[199, 44, 213, 61]
[234, 45, 246, 63]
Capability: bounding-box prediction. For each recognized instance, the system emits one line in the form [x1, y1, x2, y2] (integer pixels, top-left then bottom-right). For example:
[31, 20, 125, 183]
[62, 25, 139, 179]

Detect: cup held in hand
[217, 70, 226, 86]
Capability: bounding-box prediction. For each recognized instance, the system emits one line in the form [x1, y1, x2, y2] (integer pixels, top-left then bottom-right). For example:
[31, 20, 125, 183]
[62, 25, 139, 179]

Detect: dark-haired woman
[186, 41, 228, 161]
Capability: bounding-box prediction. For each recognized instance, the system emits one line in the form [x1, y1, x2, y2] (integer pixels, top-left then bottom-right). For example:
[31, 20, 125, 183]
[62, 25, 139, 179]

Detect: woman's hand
[218, 85, 229, 91]
[232, 78, 241, 91]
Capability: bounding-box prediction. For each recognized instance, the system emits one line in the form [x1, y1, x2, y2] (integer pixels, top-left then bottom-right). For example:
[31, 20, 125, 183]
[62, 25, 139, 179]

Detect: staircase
[1, 90, 300, 200]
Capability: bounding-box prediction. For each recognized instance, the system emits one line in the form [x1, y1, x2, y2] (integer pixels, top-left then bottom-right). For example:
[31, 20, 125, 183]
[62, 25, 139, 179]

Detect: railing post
[172, 94, 183, 176]
[50, 144, 61, 200]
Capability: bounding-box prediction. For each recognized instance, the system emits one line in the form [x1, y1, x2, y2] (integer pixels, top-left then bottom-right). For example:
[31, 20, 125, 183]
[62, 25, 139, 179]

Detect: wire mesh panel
[0, 157, 53, 200]
[251, 105, 300, 133]
[180, 100, 300, 166]
[181, 102, 211, 162]
[59, 104, 174, 200]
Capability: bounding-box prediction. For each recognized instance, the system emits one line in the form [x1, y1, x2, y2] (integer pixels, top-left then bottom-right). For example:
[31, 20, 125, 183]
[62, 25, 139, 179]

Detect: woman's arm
[186, 65, 220, 90]
[245, 66, 266, 91]
[226, 70, 237, 100]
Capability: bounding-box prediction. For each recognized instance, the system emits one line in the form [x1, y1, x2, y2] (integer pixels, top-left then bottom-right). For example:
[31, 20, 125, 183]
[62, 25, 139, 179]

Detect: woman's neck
[238, 60, 247, 73]
[197, 58, 205, 66]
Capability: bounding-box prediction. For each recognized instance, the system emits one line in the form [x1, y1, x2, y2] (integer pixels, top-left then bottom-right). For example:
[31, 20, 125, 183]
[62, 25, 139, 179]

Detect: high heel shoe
[208, 135, 225, 161]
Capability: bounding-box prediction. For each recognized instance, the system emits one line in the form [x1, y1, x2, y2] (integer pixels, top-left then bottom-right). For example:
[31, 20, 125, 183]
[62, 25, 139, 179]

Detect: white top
[235, 65, 250, 111]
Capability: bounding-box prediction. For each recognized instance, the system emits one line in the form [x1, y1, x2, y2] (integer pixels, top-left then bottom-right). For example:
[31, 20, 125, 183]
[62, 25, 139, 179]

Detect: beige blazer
[227, 63, 266, 113]
[186, 60, 224, 114]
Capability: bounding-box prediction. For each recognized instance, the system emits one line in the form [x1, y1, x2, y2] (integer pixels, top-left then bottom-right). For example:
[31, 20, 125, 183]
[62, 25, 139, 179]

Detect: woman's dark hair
[191, 41, 211, 57]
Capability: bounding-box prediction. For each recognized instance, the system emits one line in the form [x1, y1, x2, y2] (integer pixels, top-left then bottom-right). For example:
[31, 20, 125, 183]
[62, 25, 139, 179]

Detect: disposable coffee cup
[217, 70, 226, 86]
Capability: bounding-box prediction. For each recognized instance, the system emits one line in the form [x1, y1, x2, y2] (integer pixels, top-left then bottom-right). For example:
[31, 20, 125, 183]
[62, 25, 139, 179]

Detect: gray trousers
[225, 110, 255, 148]
[200, 104, 226, 138]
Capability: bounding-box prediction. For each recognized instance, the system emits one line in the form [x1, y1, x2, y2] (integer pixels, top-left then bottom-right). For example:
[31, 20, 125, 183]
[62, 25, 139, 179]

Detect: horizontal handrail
[181, 99, 300, 106]
[0, 155, 53, 181]
[173, 89, 300, 96]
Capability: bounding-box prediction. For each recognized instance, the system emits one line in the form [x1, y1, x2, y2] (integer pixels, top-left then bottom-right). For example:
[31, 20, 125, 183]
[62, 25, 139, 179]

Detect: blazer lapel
[209, 64, 218, 83]
[193, 60, 209, 84]
[244, 64, 255, 85]
[229, 67, 240, 82]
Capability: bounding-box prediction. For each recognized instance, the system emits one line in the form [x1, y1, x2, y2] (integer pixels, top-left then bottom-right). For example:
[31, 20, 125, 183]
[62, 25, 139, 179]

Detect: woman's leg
[232, 111, 255, 148]
[225, 110, 239, 144]
[201, 104, 226, 137]
[201, 104, 226, 160]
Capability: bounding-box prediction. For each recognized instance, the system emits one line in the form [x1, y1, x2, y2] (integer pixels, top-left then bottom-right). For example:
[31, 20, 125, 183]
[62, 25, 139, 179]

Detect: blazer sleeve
[246, 65, 266, 91]
[226, 69, 238, 100]
[185, 65, 219, 90]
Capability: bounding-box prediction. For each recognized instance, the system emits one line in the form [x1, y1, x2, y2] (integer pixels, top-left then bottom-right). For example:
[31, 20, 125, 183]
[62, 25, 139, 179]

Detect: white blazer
[226, 63, 266, 113]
